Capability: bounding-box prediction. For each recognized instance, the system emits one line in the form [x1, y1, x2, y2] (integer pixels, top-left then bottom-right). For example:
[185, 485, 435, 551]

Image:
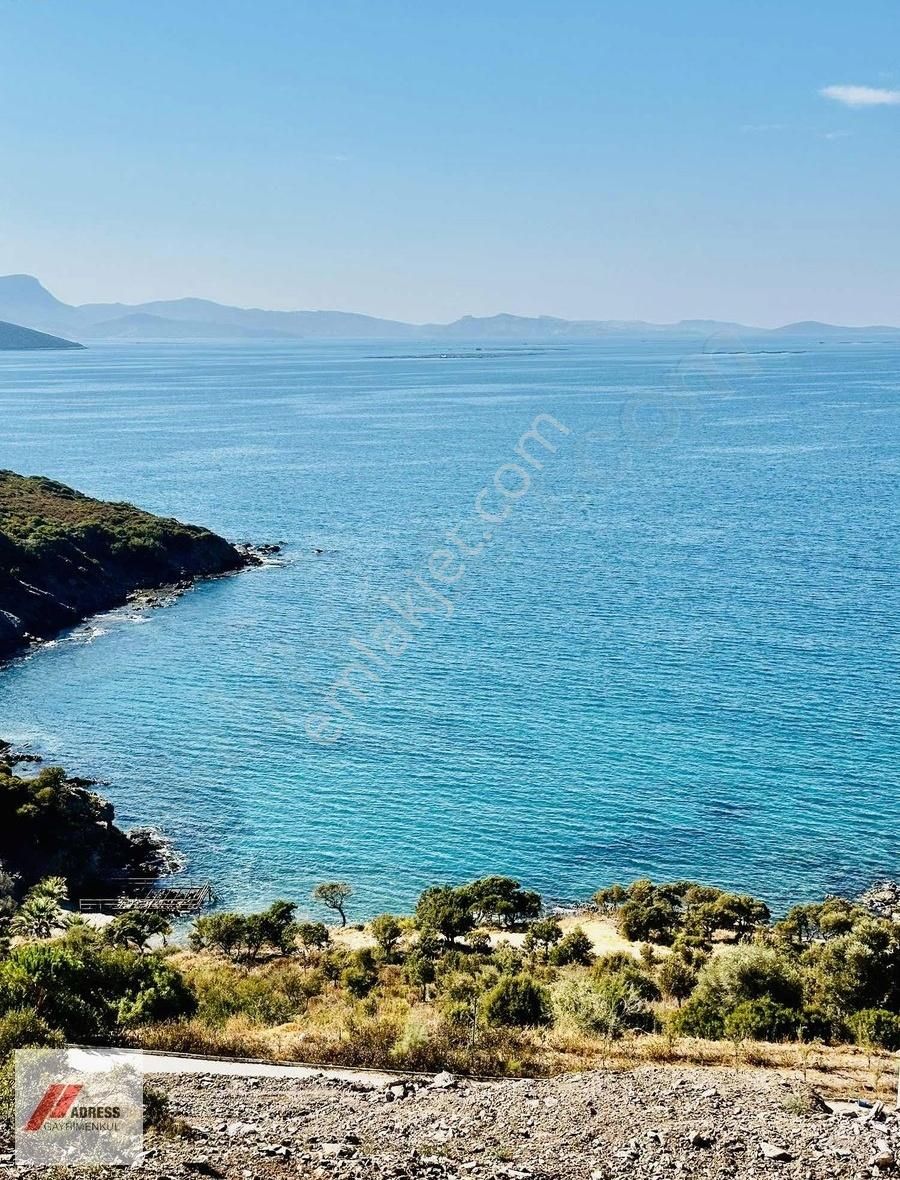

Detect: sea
[0, 337, 897, 916]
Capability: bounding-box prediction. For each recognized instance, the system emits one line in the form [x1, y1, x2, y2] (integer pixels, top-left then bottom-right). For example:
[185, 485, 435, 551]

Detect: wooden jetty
[78, 878, 214, 916]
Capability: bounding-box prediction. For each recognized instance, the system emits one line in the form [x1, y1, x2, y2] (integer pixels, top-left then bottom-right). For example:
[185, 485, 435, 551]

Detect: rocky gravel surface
[6, 1066, 897, 1179]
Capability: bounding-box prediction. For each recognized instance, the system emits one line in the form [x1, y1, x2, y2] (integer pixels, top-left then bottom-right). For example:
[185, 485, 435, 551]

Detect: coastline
[0, 541, 274, 666]
[0, 469, 277, 663]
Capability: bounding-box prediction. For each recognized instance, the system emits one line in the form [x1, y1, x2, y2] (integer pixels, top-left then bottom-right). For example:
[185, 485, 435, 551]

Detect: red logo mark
[24, 1083, 83, 1132]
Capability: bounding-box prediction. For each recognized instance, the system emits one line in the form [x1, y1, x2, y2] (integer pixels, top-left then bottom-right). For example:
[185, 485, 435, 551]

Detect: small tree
[658, 954, 698, 1006]
[523, 917, 563, 959]
[370, 914, 403, 960]
[189, 912, 247, 959]
[296, 921, 330, 954]
[312, 882, 352, 927]
[415, 886, 475, 945]
[341, 949, 377, 998]
[258, 901, 298, 955]
[592, 884, 627, 913]
[105, 910, 171, 952]
[460, 876, 542, 929]
[404, 949, 436, 1001]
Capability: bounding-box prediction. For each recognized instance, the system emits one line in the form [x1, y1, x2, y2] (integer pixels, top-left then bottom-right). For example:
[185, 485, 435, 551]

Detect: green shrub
[850, 1008, 900, 1052]
[0, 941, 195, 1040]
[188, 961, 322, 1026]
[483, 973, 551, 1028]
[341, 950, 378, 999]
[657, 954, 698, 1005]
[676, 945, 802, 1039]
[549, 927, 594, 967]
[553, 976, 653, 1037]
[592, 952, 660, 1001]
[0, 1008, 63, 1059]
[723, 998, 799, 1043]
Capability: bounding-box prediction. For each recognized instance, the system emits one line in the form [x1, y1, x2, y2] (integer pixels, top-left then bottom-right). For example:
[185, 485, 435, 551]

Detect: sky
[1, 0, 898, 326]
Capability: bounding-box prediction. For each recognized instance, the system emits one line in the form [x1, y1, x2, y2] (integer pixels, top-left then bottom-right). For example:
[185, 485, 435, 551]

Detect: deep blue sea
[1, 338, 897, 916]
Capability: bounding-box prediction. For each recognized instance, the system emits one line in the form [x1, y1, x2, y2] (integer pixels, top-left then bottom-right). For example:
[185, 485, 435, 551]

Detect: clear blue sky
[1, 1, 898, 325]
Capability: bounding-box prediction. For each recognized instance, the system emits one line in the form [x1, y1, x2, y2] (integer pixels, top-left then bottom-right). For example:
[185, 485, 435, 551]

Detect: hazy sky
[1, 1, 898, 325]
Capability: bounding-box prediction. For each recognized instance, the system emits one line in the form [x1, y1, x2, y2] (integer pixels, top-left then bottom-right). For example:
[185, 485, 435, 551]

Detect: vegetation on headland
[0, 742, 165, 893]
[0, 470, 255, 660]
[1, 863, 898, 1093]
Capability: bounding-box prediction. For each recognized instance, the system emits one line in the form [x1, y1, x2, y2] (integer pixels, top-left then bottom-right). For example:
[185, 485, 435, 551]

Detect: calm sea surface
[0, 339, 897, 914]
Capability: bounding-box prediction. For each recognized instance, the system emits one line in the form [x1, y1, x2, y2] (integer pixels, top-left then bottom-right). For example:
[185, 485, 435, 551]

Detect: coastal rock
[857, 881, 900, 922]
[0, 470, 258, 663]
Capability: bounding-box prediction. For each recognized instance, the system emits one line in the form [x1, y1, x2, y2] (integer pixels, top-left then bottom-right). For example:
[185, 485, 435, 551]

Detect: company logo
[23, 1083, 85, 1132]
[15, 1048, 143, 1165]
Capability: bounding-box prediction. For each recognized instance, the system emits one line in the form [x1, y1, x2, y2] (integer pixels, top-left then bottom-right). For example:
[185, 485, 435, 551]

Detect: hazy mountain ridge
[1, 274, 899, 343]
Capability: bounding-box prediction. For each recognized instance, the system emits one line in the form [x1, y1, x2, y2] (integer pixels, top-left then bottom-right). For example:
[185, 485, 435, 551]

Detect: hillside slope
[0, 317, 83, 349]
[34, 1066, 896, 1179]
[0, 471, 254, 659]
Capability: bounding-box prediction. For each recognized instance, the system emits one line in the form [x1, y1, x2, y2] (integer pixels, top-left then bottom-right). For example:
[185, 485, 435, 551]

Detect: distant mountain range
[1, 274, 899, 343]
[0, 317, 83, 350]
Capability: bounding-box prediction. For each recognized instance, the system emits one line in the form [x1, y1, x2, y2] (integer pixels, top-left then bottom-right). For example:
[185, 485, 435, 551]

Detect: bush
[801, 919, 900, 1016]
[483, 973, 551, 1028]
[549, 927, 594, 967]
[850, 1008, 900, 1052]
[296, 921, 330, 953]
[341, 950, 378, 999]
[723, 998, 800, 1043]
[553, 976, 653, 1037]
[593, 952, 660, 1001]
[0, 1008, 63, 1059]
[676, 945, 802, 1039]
[657, 954, 698, 1005]
[0, 941, 195, 1040]
[187, 960, 322, 1026]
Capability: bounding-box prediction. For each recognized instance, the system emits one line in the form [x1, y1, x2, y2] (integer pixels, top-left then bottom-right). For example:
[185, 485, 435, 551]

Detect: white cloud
[821, 84, 900, 108]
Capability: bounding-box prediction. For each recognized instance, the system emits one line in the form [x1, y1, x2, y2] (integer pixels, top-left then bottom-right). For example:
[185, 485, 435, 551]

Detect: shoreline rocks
[0, 470, 274, 663]
[857, 881, 900, 923]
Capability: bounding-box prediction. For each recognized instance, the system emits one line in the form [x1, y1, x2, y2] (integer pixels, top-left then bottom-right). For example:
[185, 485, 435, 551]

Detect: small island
[0, 470, 258, 661]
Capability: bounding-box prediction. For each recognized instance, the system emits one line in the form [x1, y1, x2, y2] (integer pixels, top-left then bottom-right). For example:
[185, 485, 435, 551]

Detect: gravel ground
[5, 1065, 897, 1179]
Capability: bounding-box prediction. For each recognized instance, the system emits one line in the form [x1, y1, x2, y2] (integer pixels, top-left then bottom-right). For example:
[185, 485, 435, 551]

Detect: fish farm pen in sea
[78, 879, 214, 915]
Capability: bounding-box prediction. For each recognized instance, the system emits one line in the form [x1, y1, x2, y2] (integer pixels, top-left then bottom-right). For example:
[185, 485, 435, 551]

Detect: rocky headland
[0, 470, 264, 661]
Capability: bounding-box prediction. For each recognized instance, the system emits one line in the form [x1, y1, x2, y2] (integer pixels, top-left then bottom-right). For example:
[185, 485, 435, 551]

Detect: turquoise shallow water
[0, 338, 897, 915]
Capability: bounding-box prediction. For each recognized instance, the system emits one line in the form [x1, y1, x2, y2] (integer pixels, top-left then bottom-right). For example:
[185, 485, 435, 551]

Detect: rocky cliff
[0, 471, 255, 660]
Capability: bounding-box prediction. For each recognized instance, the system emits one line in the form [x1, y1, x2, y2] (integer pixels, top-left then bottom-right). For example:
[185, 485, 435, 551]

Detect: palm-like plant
[11, 893, 64, 940]
[30, 876, 69, 903]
